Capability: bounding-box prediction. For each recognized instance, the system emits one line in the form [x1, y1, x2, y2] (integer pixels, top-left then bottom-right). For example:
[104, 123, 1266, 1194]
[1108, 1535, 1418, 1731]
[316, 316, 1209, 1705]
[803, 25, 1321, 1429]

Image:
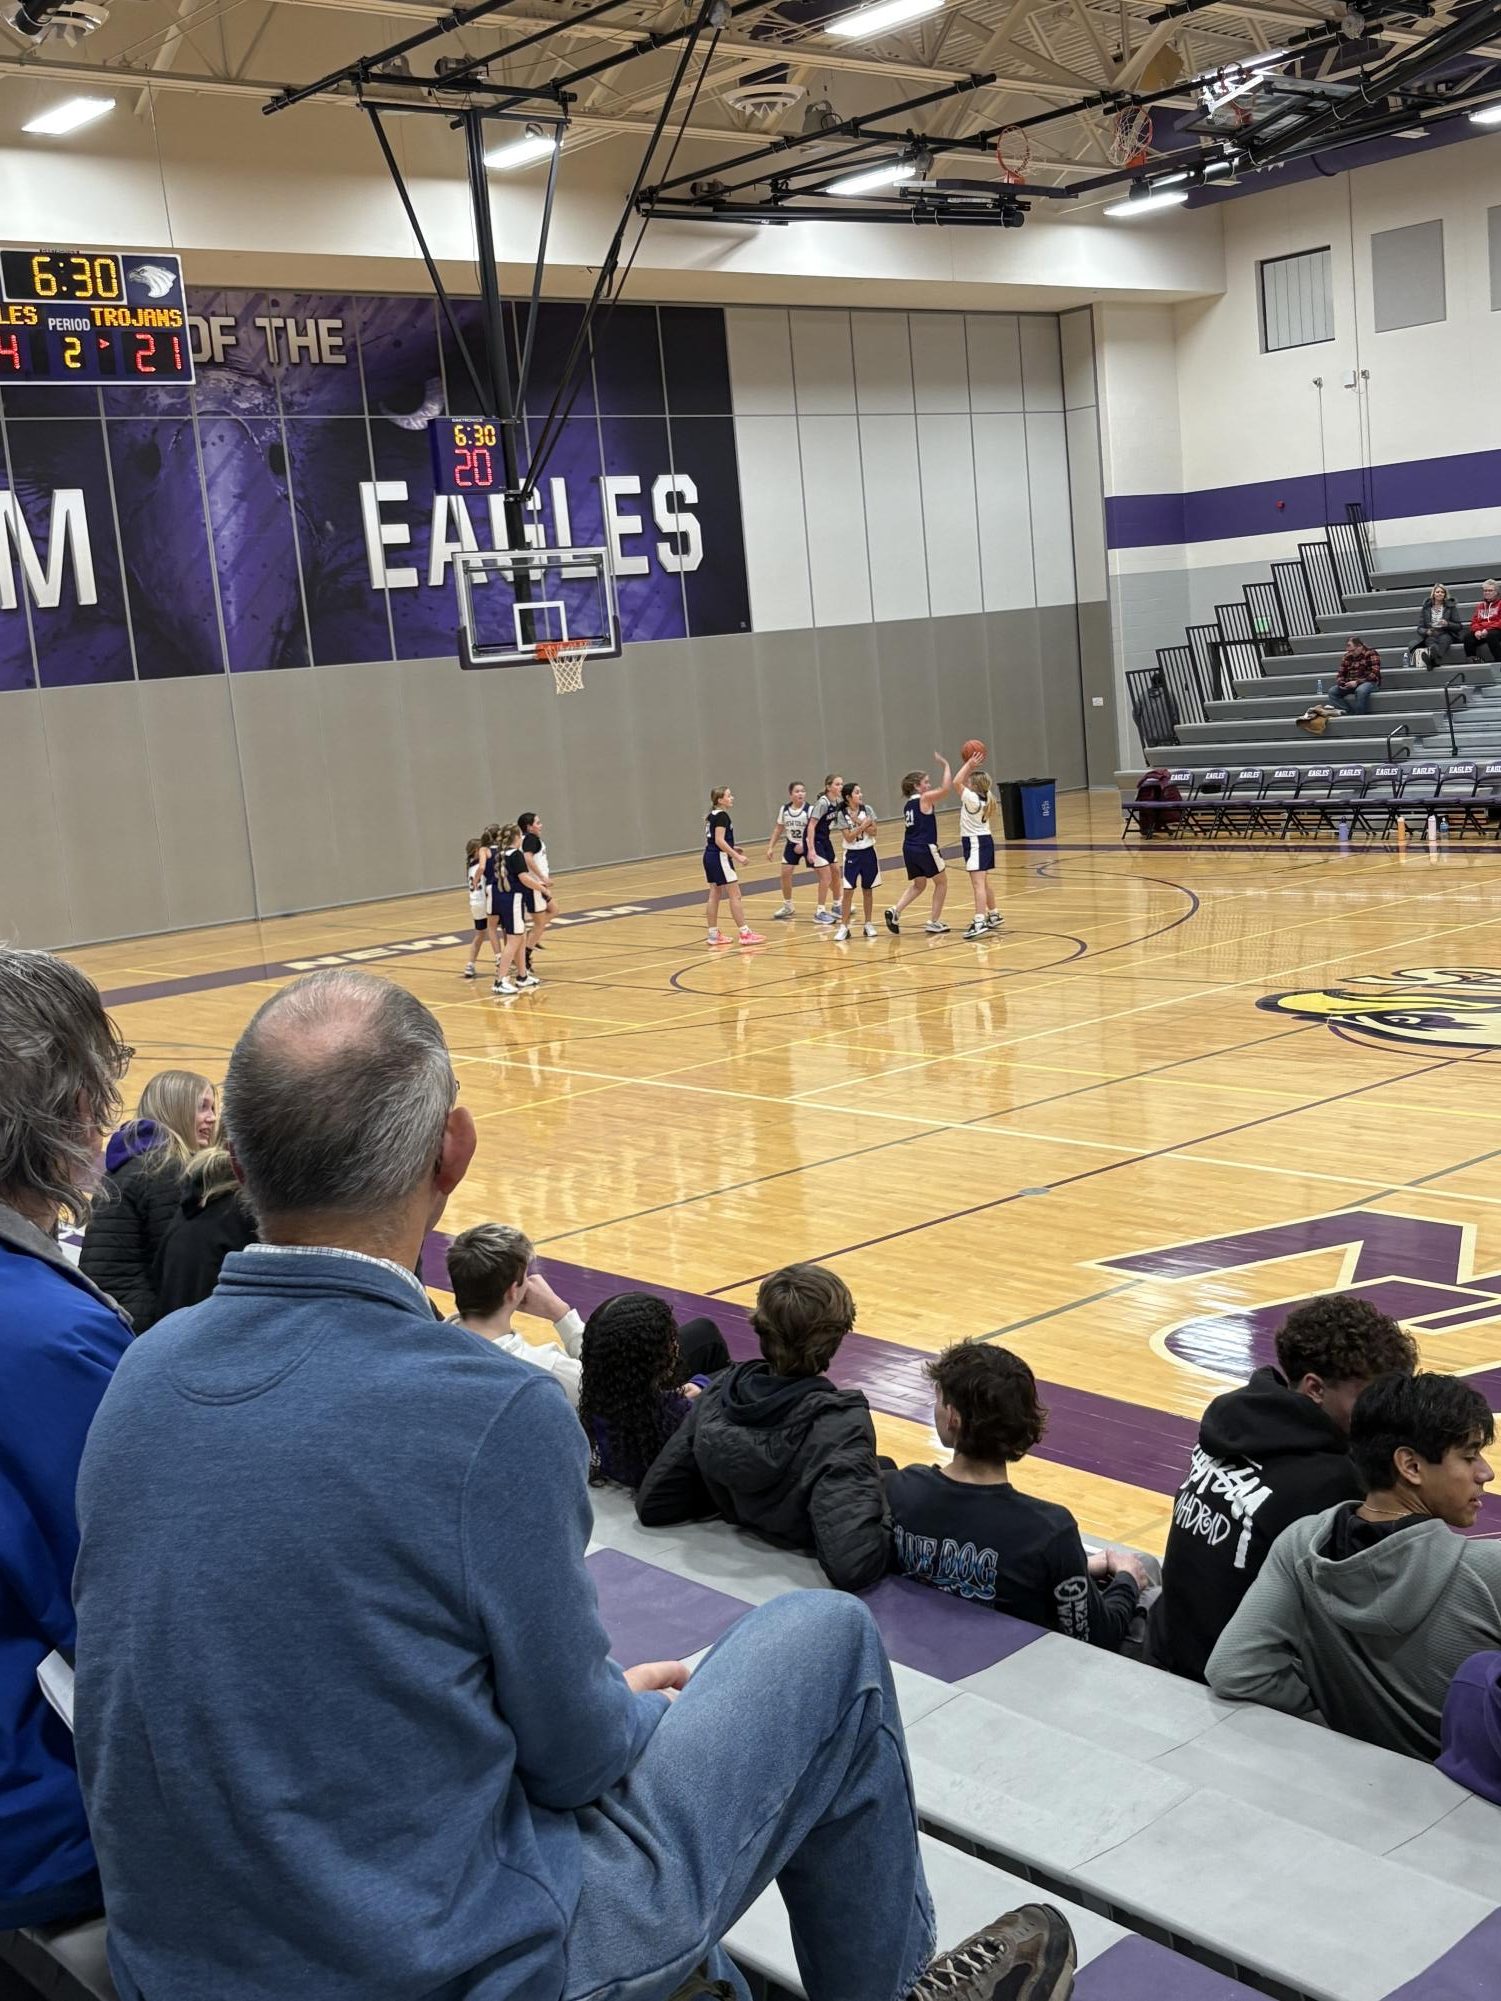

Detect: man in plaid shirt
[1331, 637, 1381, 716]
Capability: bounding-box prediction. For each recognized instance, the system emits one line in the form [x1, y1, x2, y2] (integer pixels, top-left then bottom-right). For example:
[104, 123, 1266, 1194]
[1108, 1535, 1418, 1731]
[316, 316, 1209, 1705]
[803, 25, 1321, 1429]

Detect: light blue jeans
[563, 1593, 937, 2001]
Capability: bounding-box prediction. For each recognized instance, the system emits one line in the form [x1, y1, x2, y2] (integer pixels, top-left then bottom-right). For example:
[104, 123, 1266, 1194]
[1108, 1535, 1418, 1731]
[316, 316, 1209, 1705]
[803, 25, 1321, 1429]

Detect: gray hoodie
[1206, 1501, 1501, 1759]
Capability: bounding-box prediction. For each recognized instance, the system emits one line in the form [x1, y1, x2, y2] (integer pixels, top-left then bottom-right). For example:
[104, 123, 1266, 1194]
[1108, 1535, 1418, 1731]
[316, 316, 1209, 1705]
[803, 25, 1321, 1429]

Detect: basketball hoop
[536, 636, 593, 695]
[1107, 105, 1153, 168]
[995, 126, 1030, 185]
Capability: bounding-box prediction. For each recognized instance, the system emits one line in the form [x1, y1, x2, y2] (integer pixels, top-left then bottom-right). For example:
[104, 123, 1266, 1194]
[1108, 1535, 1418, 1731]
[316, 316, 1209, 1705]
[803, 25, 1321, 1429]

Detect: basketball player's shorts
[782, 840, 805, 868]
[903, 845, 945, 880]
[498, 891, 532, 936]
[963, 834, 996, 872]
[813, 825, 836, 867]
[704, 847, 738, 886]
[842, 848, 881, 892]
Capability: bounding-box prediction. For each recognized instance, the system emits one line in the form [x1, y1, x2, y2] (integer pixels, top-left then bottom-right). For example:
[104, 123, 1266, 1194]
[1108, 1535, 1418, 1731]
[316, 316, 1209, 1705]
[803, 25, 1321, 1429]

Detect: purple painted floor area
[420, 1233, 1201, 1499]
[859, 1575, 1044, 1681]
[1075, 1936, 1262, 2000]
[585, 1549, 750, 1670]
[1379, 1907, 1501, 2001]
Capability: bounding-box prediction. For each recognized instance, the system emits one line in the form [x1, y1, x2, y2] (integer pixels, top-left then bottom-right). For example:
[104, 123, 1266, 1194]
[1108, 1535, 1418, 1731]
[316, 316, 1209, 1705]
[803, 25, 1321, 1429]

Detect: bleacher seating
[1121, 520, 1501, 827]
[580, 1489, 1501, 2001]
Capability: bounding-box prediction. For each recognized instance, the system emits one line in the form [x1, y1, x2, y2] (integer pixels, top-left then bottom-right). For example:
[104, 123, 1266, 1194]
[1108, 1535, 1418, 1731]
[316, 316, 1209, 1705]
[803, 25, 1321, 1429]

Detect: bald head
[223, 970, 457, 1226]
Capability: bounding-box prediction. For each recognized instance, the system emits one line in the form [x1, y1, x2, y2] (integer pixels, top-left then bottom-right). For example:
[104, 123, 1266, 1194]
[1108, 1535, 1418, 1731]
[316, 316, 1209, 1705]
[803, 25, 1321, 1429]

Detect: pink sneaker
[738, 928, 765, 945]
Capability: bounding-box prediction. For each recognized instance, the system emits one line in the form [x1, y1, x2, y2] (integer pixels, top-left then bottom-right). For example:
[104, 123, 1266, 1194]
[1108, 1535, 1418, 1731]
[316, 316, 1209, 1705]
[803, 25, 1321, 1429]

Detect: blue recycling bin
[1019, 779, 1056, 840]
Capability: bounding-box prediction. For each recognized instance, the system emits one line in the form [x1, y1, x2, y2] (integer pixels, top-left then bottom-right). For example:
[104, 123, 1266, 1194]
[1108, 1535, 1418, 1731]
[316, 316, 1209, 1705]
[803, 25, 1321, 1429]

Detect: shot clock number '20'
[451, 422, 499, 492]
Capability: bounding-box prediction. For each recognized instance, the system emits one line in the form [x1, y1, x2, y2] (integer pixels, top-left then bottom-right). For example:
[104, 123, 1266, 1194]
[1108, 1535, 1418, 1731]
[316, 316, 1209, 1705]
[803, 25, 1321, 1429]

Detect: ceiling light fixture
[827, 0, 943, 40]
[22, 93, 113, 134]
[1469, 101, 1501, 126]
[1103, 185, 1190, 217]
[826, 158, 918, 195]
[483, 125, 558, 170]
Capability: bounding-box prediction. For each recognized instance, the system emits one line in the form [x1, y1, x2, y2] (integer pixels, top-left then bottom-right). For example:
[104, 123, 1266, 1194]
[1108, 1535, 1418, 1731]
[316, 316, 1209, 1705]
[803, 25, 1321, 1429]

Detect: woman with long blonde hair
[79, 1068, 217, 1331]
[959, 768, 1002, 940]
[1414, 583, 1462, 671]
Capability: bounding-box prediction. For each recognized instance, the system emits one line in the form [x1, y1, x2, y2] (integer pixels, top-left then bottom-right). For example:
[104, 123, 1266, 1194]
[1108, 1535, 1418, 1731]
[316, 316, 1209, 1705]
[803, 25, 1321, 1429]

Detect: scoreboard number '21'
[0, 249, 195, 387]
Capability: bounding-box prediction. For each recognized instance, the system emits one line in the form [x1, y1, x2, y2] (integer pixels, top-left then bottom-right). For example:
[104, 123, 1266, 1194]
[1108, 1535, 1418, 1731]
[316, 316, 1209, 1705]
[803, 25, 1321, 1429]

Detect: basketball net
[1107, 105, 1153, 168]
[537, 637, 591, 695]
[995, 126, 1030, 185]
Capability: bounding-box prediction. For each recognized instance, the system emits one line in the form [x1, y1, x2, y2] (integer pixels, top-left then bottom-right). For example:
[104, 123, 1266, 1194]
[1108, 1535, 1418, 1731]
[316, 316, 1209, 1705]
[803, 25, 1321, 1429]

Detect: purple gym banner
[0, 291, 751, 690]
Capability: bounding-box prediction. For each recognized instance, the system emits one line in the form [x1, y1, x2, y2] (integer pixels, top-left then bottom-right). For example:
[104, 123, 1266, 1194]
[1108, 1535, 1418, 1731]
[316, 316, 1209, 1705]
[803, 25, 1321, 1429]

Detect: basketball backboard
[455, 546, 620, 672]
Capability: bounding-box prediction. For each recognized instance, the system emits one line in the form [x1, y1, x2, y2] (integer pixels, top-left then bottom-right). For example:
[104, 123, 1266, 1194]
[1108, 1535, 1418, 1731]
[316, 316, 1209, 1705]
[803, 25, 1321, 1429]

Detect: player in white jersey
[805, 774, 842, 924]
[959, 770, 1002, 939]
[764, 780, 812, 920]
[463, 824, 503, 981]
[517, 810, 557, 971]
[832, 781, 881, 941]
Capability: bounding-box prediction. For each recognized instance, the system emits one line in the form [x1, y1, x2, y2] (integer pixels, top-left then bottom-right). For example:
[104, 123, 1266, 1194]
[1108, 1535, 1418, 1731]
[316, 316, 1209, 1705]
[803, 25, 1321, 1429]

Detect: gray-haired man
[0, 949, 132, 1930]
[74, 967, 1074, 2001]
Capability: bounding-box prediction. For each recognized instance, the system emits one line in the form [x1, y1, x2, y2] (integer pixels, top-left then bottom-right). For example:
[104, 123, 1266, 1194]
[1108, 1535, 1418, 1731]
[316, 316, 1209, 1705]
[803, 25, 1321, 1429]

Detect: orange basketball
[961, 739, 987, 764]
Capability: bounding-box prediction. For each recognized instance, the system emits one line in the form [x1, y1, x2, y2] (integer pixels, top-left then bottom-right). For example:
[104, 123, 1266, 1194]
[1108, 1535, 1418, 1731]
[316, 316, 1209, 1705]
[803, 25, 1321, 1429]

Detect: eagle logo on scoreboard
[1256, 966, 1501, 1049]
[126, 263, 179, 301]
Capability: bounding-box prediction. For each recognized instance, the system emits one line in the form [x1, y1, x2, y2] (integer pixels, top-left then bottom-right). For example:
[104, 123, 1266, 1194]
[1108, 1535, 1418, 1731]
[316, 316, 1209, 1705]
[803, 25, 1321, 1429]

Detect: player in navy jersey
[805, 774, 842, 925]
[517, 811, 556, 964]
[832, 781, 880, 942]
[883, 751, 978, 937]
[492, 823, 550, 996]
[764, 780, 812, 921]
[703, 786, 764, 948]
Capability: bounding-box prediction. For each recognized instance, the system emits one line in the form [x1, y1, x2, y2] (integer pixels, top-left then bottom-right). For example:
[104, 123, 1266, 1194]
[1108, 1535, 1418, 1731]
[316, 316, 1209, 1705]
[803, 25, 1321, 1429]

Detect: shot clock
[428, 417, 506, 495]
[0, 249, 195, 386]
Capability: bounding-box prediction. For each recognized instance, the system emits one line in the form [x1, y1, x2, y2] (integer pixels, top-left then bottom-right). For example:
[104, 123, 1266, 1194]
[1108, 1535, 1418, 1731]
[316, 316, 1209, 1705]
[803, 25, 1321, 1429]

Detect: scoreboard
[0, 248, 195, 386]
[428, 417, 504, 495]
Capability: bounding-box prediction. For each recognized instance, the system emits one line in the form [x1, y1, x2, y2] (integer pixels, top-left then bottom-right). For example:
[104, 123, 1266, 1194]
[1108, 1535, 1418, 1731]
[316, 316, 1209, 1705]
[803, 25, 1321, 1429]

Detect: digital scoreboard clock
[0, 249, 194, 386]
[428, 417, 505, 495]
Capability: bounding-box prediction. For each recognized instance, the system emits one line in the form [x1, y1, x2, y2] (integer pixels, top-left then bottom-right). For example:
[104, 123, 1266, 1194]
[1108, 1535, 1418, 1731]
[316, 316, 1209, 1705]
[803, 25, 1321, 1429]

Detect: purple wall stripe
[1105, 451, 1501, 551]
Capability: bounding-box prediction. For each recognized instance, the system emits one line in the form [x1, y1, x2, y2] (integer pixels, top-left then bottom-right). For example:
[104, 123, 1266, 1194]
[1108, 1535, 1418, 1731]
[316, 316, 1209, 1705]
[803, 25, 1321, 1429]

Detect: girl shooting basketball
[703, 787, 764, 947]
[959, 767, 1002, 939]
[884, 750, 978, 936]
[833, 781, 880, 942]
[765, 780, 811, 920]
[806, 774, 842, 924]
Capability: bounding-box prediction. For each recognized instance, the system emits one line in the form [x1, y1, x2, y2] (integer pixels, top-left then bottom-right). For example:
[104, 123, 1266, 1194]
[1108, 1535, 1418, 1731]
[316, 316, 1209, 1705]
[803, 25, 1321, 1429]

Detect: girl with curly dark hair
[578, 1293, 704, 1490]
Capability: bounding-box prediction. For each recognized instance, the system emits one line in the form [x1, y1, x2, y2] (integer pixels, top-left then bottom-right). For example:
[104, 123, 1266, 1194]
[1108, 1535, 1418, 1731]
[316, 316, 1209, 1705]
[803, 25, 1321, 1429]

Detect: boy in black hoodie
[1147, 1294, 1416, 1682]
[634, 1263, 889, 1591]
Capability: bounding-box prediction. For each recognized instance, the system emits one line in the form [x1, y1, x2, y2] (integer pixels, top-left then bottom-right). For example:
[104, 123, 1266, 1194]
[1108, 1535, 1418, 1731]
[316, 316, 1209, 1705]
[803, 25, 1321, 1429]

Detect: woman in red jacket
[1464, 579, 1501, 662]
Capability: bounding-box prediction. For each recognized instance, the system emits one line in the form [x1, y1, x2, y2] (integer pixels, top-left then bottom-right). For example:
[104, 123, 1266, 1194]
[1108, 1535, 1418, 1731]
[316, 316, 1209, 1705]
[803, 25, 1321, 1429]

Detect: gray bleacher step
[1176, 712, 1437, 744]
[0, 1919, 116, 2001]
[1367, 563, 1500, 593]
[1293, 624, 1410, 653]
[1232, 665, 1497, 698]
[724, 1829, 1259, 2000]
[1144, 739, 1407, 768]
[1207, 690, 1452, 720]
[1250, 652, 1492, 682]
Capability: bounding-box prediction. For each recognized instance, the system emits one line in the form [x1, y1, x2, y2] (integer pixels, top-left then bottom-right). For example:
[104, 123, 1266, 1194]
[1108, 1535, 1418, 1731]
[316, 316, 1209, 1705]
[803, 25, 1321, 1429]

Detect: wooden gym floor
[64, 791, 1501, 1555]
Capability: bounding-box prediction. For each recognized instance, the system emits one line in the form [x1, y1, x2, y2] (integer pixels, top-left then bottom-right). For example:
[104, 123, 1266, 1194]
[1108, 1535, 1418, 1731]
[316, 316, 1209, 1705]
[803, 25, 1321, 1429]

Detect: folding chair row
[1125, 763, 1501, 839]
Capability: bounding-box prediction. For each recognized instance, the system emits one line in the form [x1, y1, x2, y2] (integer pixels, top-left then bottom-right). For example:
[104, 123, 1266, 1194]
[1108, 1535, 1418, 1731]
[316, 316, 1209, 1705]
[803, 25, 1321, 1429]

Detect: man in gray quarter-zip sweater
[1208, 1370, 1501, 1760]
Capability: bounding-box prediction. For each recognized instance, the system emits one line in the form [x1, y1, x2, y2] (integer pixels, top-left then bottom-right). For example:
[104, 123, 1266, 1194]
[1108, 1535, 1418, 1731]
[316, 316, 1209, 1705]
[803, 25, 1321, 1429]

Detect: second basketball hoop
[995, 126, 1031, 185]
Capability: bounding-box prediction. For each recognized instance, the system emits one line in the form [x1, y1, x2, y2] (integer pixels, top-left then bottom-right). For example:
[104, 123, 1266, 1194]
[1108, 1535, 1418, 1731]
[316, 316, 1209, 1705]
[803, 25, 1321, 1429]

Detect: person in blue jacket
[0, 948, 133, 1929]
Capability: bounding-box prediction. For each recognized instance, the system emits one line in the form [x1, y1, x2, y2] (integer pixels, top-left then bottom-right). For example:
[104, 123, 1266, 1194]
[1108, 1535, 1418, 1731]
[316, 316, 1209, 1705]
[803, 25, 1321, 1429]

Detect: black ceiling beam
[640, 195, 1030, 223]
[265, 0, 529, 113]
[478, 0, 764, 115]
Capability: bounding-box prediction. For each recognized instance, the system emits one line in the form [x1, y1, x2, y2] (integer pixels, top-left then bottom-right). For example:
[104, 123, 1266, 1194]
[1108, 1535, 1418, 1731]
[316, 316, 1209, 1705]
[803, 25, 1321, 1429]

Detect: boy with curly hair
[885, 1340, 1149, 1648]
[1148, 1293, 1417, 1683]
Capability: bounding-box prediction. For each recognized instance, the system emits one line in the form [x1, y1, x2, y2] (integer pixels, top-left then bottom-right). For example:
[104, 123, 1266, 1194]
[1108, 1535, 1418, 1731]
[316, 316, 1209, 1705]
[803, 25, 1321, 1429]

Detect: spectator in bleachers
[0, 949, 132, 1931]
[447, 1223, 588, 1404]
[635, 1263, 890, 1592]
[1413, 584, 1462, 671]
[150, 1143, 257, 1321]
[578, 1292, 732, 1486]
[1464, 578, 1501, 662]
[72, 969, 1076, 2001]
[1328, 637, 1382, 715]
[79, 1067, 218, 1331]
[1147, 1296, 1416, 1683]
[1207, 1371, 1501, 1760]
[1438, 1651, 1501, 1805]
[885, 1341, 1149, 1646]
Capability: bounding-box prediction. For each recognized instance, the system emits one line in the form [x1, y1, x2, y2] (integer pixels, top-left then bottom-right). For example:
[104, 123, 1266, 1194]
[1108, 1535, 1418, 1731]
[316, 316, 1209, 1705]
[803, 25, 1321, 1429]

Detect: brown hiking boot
[905, 1903, 1077, 2000]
